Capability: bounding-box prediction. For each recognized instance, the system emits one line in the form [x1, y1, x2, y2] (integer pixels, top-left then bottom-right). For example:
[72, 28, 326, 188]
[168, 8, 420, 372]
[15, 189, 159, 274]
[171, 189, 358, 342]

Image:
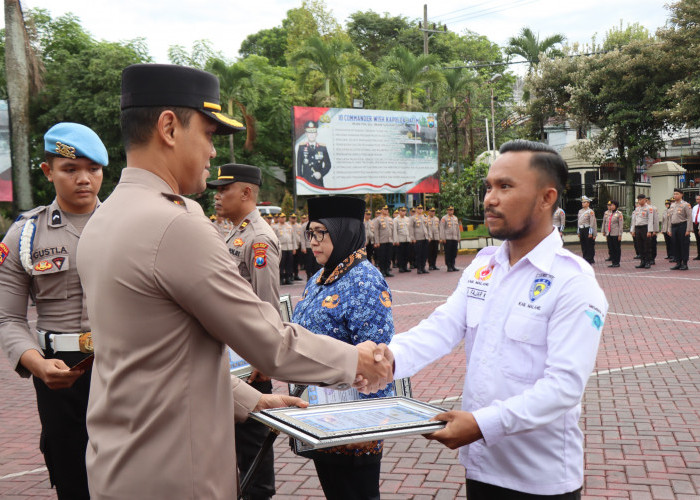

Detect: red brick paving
[1, 243, 699, 498]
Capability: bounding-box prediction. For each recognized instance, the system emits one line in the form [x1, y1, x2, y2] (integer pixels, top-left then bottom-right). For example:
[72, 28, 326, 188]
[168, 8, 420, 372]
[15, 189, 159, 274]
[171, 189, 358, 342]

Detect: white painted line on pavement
[603, 272, 700, 281]
[607, 311, 700, 326]
[0, 466, 47, 480]
[393, 300, 446, 308]
[390, 289, 450, 298]
[592, 355, 700, 377]
[428, 395, 462, 405]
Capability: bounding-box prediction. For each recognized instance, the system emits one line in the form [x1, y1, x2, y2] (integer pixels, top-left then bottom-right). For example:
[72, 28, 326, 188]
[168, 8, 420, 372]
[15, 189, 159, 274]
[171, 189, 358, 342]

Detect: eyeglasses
[304, 229, 330, 242]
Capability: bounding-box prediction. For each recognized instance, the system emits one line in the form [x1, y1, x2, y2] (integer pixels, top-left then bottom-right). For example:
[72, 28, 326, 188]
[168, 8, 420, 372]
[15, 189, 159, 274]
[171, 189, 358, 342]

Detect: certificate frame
[251, 396, 446, 450]
[229, 294, 293, 378]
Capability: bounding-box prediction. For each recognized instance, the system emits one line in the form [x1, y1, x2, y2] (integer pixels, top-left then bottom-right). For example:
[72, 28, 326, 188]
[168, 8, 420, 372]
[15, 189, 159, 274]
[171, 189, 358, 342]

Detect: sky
[4, 0, 671, 66]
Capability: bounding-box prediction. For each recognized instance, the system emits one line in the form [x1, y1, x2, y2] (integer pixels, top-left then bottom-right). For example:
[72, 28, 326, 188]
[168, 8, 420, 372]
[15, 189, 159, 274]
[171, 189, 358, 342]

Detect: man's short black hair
[121, 106, 195, 150]
[498, 140, 568, 198]
[610, 200, 619, 208]
[637, 193, 647, 200]
[674, 187, 683, 194]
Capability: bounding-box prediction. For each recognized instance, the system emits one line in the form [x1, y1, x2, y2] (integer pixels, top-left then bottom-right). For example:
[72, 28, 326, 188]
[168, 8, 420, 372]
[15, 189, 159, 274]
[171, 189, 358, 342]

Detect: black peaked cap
[206, 164, 262, 187]
[121, 64, 245, 135]
[308, 196, 366, 222]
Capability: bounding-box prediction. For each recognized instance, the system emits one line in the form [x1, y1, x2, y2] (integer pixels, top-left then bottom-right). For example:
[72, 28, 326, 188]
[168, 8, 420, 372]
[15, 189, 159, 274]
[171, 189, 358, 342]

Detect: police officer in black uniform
[296, 121, 331, 187]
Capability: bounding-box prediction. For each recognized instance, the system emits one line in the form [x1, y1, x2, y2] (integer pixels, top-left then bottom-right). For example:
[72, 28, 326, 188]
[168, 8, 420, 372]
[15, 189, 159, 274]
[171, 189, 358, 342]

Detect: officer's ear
[40, 162, 53, 182]
[541, 185, 558, 213]
[157, 110, 178, 146]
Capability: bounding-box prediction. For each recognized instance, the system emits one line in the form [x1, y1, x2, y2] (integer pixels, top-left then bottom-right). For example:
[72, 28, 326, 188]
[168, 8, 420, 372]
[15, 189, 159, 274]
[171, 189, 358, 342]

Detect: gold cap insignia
[55, 141, 77, 159]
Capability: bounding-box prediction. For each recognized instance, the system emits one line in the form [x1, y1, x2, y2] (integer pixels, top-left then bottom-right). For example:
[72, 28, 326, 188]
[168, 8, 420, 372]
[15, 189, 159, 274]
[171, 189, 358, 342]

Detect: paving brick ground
[1, 242, 699, 499]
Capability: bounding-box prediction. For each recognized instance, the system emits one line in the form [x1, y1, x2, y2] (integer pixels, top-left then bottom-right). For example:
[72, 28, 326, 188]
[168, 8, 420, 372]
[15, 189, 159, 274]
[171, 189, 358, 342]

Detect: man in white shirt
[382, 140, 608, 499]
[692, 194, 700, 260]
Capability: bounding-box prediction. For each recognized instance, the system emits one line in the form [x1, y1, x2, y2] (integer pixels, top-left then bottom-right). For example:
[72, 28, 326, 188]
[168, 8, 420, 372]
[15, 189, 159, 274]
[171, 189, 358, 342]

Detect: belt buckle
[79, 332, 94, 353]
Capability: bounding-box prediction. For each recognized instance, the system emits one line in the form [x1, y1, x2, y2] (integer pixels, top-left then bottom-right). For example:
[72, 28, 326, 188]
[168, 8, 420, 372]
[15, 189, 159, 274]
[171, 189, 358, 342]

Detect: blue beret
[44, 122, 108, 166]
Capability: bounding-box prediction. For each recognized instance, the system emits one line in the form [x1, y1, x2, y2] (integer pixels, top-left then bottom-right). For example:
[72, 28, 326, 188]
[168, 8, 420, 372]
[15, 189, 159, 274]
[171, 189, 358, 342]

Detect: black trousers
[694, 223, 700, 257]
[33, 350, 91, 500]
[377, 243, 393, 273]
[466, 479, 581, 500]
[650, 233, 658, 261]
[408, 242, 416, 268]
[578, 231, 595, 263]
[428, 239, 439, 267]
[607, 235, 621, 265]
[236, 380, 275, 499]
[444, 239, 458, 269]
[366, 243, 374, 264]
[397, 242, 410, 270]
[414, 239, 428, 270]
[303, 249, 320, 279]
[293, 249, 303, 277]
[312, 452, 381, 500]
[671, 222, 690, 264]
[633, 225, 651, 264]
[280, 250, 294, 280]
[664, 232, 673, 258]
[633, 230, 641, 256]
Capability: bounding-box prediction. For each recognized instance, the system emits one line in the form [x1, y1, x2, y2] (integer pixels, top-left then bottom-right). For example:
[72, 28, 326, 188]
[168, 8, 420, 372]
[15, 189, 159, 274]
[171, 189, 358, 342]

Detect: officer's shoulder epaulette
[161, 192, 188, 208]
[15, 205, 48, 222]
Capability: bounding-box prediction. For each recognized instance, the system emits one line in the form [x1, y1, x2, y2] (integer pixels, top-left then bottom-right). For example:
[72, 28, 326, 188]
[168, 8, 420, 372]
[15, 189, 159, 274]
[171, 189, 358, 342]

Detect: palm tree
[375, 46, 443, 109]
[290, 36, 368, 107]
[506, 27, 566, 73]
[207, 59, 257, 162]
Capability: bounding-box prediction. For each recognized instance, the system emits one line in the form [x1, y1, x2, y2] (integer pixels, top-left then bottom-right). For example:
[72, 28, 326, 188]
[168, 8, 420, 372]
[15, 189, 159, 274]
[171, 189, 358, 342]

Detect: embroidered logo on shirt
[585, 310, 603, 331]
[34, 260, 53, 272]
[322, 294, 340, 309]
[253, 242, 268, 269]
[474, 265, 493, 281]
[52, 257, 66, 270]
[0, 243, 9, 266]
[380, 291, 392, 307]
[233, 238, 244, 247]
[529, 275, 553, 302]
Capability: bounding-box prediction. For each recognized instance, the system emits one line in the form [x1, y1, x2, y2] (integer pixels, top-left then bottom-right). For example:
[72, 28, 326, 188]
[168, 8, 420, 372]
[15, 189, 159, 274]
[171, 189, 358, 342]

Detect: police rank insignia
[529, 274, 553, 302]
[0, 243, 9, 266]
[252, 242, 268, 269]
[34, 260, 53, 272]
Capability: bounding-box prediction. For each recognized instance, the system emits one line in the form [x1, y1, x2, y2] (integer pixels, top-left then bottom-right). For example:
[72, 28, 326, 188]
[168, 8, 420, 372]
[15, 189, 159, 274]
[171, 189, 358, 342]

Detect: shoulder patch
[0, 242, 9, 266]
[253, 242, 269, 269]
[161, 193, 186, 206]
[380, 290, 392, 307]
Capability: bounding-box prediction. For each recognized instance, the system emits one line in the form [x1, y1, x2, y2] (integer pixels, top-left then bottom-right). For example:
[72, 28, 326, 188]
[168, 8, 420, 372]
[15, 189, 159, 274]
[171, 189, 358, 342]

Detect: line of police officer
[364, 204, 462, 277]
[570, 191, 695, 270]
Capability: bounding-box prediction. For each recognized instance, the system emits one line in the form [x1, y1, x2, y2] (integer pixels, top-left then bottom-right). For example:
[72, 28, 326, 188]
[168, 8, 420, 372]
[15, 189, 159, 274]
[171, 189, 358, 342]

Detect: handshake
[353, 341, 395, 394]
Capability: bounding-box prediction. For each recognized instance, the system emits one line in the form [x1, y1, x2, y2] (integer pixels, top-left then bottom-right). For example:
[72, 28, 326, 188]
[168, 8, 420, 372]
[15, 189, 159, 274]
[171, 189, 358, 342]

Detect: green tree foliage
[25, 9, 150, 206]
[658, 0, 700, 127]
[602, 21, 652, 51]
[375, 46, 442, 109]
[435, 161, 489, 219]
[290, 35, 368, 107]
[239, 27, 288, 67]
[346, 11, 411, 65]
[168, 39, 221, 68]
[506, 27, 566, 73]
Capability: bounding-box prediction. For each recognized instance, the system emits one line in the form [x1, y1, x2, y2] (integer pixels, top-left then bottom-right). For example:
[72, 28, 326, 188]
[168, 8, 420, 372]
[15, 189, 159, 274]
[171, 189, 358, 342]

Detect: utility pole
[418, 4, 448, 56]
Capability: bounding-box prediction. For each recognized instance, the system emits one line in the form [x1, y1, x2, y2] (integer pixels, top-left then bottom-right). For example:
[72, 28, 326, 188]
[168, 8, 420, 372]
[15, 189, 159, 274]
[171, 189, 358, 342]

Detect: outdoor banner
[293, 106, 439, 195]
[0, 101, 12, 202]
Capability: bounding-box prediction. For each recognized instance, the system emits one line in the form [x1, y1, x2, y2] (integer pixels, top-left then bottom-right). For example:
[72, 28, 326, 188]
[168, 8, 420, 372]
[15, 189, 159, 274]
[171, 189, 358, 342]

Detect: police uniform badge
[51, 210, 62, 225]
[233, 238, 244, 247]
[529, 275, 552, 302]
[585, 310, 603, 331]
[252, 242, 268, 269]
[0, 243, 9, 266]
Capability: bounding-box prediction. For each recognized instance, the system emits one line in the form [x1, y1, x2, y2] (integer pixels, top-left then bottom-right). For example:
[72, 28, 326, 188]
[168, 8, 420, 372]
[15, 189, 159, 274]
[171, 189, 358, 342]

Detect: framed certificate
[229, 294, 293, 378]
[251, 397, 446, 450]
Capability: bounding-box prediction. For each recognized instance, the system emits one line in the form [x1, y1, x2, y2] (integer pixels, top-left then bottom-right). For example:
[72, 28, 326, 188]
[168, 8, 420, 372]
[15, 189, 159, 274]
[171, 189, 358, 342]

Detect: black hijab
[306, 196, 366, 277]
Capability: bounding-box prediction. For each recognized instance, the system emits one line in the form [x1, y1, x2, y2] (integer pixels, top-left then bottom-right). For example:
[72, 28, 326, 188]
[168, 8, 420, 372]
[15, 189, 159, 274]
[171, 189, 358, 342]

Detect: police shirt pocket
[32, 260, 69, 300]
[502, 313, 548, 382]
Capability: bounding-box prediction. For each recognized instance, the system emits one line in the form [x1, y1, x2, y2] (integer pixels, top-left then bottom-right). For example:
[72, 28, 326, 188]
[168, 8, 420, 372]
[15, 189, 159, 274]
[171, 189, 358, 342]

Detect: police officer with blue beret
[0, 122, 108, 499]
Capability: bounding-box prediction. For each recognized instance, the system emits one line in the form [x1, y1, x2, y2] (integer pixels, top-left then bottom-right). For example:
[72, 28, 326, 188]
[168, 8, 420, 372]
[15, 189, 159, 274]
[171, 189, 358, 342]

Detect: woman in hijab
[292, 196, 394, 500]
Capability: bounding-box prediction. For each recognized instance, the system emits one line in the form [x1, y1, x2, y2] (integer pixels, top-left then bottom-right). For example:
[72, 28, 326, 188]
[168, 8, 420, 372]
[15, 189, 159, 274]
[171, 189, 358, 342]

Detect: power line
[442, 50, 609, 71]
[431, 0, 503, 22]
[440, 0, 541, 25]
